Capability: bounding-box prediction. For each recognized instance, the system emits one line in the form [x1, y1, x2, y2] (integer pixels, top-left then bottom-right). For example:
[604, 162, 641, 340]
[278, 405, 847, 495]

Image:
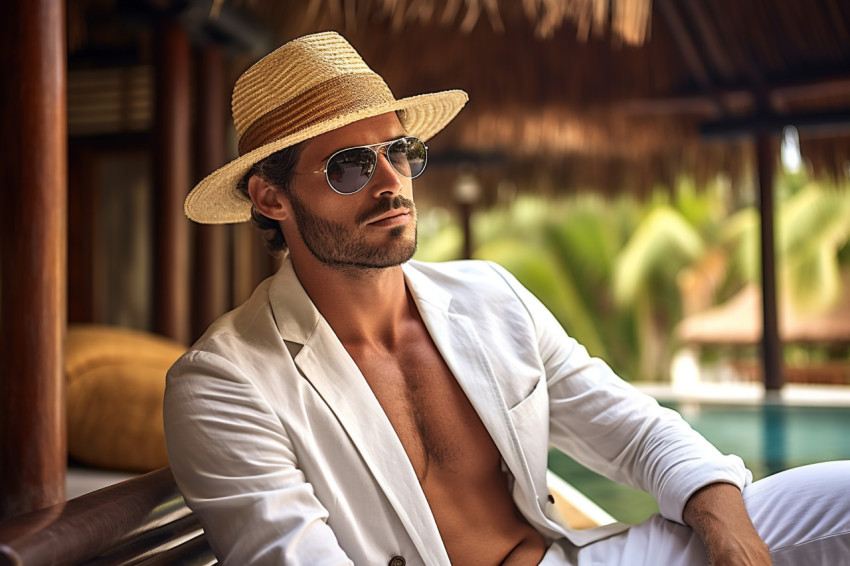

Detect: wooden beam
[655, 0, 726, 116]
[756, 134, 783, 391]
[617, 74, 850, 117]
[701, 109, 850, 140]
[67, 144, 100, 323]
[824, 0, 850, 43]
[0, 0, 67, 519]
[680, 0, 735, 81]
[153, 20, 192, 344]
[615, 90, 751, 116]
[771, 76, 850, 108]
[192, 45, 231, 341]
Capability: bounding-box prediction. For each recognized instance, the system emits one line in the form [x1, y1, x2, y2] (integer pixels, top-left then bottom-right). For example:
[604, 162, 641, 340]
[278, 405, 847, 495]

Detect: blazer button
[548, 494, 556, 504]
[389, 557, 406, 566]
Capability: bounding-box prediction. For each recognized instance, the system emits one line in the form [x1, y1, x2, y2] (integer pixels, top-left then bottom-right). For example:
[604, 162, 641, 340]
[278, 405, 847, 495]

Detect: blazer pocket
[507, 376, 549, 495]
[507, 376, 547, 428]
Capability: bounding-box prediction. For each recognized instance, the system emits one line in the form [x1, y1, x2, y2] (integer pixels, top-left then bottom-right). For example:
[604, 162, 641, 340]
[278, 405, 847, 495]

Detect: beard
[288, 191, 418, 271]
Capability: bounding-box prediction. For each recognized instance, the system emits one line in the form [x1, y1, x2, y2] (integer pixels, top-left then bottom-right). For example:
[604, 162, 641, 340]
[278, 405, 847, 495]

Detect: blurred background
[2, 0, 850, 523]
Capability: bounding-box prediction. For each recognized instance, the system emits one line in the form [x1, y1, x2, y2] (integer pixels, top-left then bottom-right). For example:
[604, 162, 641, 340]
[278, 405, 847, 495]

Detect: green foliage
[722, 183, 850, 314]
[779, 185, 850, 313]
[613, 205, 704, 306]
[414, 219, 463, 262]
[543, 199, 641, 374]
[474, 237, 609, 360]
[470, 195, 647, 379]
[720, 207, 760, 284]
[415, 175, 850, 383]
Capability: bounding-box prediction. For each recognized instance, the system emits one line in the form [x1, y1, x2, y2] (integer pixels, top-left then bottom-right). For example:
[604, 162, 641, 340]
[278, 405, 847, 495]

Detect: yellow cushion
[66, 325, 186, 472]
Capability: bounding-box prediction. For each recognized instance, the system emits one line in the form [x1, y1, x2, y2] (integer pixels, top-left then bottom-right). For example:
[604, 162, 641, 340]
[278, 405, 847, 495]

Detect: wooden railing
[0, 465, 614, 565]
[0, 467, 215, 566]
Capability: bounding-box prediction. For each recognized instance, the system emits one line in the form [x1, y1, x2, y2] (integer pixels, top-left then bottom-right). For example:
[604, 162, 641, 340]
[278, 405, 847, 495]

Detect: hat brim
[184, 89, 469, 224]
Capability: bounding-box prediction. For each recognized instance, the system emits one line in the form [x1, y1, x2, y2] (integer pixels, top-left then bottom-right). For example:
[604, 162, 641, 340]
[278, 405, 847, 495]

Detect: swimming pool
[548, 402, 850, 524]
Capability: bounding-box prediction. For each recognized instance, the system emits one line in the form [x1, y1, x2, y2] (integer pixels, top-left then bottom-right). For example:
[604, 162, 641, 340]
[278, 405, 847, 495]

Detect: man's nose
[369, 152, 403, 198]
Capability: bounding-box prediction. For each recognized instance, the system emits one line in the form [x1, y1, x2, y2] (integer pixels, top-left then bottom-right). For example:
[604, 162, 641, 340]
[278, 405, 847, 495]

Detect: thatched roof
[677, 272, 850, 345]
[68, 0, 850, 198]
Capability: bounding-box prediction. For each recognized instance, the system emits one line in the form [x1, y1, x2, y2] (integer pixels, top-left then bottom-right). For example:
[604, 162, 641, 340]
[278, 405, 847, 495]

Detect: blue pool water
[547, 402, 850, 524]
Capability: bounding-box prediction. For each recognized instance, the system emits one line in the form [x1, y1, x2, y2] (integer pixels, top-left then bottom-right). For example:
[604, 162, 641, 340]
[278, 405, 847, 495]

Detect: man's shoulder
[185, 275, 280, 360]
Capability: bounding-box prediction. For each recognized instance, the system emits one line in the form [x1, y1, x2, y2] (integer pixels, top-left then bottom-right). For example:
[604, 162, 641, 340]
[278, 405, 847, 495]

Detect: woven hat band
[237, 73, 395, 156]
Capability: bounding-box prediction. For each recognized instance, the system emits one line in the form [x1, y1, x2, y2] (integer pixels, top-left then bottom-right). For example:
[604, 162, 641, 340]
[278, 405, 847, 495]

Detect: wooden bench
[0, 467, 215, 566]
[0, 466, 611, 565]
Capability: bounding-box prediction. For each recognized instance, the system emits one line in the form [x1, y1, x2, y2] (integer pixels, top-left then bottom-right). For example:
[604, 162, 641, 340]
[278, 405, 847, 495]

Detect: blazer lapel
[403, 265, 539, 511]
[269, 258, 451, 566]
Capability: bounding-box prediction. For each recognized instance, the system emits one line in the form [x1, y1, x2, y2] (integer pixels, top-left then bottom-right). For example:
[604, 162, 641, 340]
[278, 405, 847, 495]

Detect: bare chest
[349, 338, 501, 482]
[346, 327, 546, 564]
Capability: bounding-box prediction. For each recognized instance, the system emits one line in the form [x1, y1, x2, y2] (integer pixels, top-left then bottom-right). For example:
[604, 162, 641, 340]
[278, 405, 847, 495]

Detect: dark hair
[236, 143, 304, 253]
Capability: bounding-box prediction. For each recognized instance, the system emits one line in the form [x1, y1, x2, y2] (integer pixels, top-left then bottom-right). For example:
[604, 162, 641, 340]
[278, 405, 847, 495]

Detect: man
[164, 32, 850, 565]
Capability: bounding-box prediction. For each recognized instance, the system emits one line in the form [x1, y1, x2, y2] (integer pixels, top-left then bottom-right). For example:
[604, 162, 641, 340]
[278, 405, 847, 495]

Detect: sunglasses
[313, 136, 428, 194]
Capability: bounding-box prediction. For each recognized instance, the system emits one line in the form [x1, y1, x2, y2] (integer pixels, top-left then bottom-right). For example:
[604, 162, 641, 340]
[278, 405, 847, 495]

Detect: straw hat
[185, 31, 469, 224]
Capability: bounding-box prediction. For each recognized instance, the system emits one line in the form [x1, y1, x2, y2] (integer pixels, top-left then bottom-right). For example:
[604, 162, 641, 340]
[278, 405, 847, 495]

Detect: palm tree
[612, 203, 706, 381]
[415, 175, 850, 382]
[723, 181, 850, 316]
[473, 196, 612, 361]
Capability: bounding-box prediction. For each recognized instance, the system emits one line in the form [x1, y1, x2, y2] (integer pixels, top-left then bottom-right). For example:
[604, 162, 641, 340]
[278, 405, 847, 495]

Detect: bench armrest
[0, 467, 215, 566]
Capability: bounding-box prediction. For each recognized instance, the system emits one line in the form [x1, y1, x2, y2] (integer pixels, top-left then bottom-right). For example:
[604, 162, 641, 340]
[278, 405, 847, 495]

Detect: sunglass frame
[313, 136, 428, 194]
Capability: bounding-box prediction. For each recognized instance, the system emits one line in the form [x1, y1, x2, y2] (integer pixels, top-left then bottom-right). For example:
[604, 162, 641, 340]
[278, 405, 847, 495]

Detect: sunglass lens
[326, 148, 377, 194]
[388, 137, 427, 179]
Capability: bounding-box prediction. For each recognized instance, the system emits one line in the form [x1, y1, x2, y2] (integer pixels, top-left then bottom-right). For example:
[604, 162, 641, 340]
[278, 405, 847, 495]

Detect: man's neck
[290, 252, 413, 350]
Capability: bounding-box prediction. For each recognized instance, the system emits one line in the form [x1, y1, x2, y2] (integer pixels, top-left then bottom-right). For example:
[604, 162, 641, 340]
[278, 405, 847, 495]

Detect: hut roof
[68, 0, 850, 197]
[676, 272, 850, 345]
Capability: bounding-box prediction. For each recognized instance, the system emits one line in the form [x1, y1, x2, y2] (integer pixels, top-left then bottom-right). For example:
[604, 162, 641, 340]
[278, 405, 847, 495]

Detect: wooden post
[453, 172, 481, 260]
[0, 0, 67, 519]
[67, 144, 100, 324]
[153, 21, 192, 344]
[192, 45, 231, 341]
[756, 133, 783, 391]
[459, 202, 474, 260]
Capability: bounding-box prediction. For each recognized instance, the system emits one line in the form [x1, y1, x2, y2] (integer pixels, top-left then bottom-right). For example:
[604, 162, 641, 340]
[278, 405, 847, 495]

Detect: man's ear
[248, 176, 290, 220]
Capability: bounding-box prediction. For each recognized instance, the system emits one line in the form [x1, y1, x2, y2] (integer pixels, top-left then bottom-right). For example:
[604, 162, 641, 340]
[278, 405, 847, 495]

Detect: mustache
[356, 195, 416, 224]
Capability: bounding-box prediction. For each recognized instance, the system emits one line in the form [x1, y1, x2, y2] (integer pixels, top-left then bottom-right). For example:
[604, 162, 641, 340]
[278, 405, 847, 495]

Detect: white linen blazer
[164, 257, 750, 566]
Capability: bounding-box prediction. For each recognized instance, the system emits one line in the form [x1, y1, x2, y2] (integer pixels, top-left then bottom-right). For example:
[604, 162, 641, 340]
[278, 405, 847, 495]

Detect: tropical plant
[414, 174, 850, 383]
[722, 180, 850, 315]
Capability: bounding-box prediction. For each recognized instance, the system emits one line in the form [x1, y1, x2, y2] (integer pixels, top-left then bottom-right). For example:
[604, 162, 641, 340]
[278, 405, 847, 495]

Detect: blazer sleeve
[164, 349, 354, 566]
[488, 262, 752, 525]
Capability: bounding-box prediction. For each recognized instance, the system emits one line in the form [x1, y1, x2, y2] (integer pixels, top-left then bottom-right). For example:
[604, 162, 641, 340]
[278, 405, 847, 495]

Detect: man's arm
[164, 349, 354, 566]
[683, 482, 770, 566]
[488, 262, 752, 525]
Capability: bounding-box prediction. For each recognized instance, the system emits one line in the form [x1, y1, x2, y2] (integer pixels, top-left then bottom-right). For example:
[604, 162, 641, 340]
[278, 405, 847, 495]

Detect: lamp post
[453, 171, 482, 260]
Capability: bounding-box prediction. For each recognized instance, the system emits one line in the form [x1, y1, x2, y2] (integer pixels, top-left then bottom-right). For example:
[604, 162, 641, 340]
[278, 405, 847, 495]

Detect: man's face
[284, 113, 418, 271]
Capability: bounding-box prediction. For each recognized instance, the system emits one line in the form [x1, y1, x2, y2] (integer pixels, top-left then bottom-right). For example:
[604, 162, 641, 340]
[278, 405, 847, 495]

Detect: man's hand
[682, 482, 771, 566]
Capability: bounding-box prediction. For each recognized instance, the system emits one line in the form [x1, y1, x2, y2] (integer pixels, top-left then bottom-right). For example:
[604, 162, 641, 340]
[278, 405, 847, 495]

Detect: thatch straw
[67, 0, 850, 195]
[244, 0, 653, 43]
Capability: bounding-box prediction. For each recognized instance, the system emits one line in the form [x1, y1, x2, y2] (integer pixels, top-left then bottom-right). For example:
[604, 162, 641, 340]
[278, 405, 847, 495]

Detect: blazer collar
[267, 257, 453, 347]
[268, 258, 449, 564]
[269, 255, 321, 346]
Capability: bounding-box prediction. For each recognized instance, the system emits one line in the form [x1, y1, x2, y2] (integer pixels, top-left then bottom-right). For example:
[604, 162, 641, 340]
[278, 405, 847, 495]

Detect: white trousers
[541, 461, 850, 565]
